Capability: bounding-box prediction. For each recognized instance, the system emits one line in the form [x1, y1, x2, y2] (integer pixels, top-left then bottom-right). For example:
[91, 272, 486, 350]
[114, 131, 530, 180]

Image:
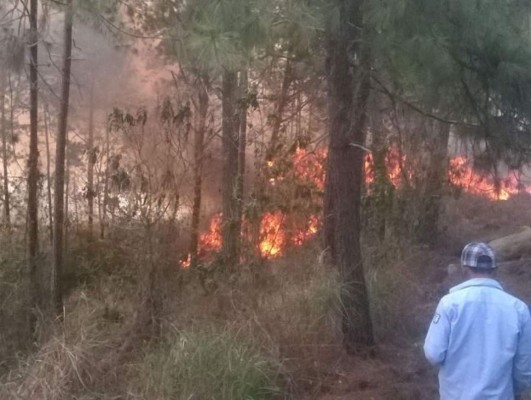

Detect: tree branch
[371, 74, 478, 127]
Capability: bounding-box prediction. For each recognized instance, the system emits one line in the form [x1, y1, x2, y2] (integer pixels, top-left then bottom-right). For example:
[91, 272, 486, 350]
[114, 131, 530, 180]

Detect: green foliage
[163, 0, 273, 71]
[137, 0, 322, 73]
[75, 0, 121, 38]
[142, 329, 283, 400]
[367, 0, 531, 165]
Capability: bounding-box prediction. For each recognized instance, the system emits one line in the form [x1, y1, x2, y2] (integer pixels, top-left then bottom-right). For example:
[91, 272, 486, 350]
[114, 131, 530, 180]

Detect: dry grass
[140, 329, 284, 400]
[0, 241, 345, 399]
[0, 228, 439, 400]
[0, 274, 138, 400]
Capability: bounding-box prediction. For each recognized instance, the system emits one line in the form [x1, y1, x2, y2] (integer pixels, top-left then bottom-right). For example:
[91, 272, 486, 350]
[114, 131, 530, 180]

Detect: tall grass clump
[364, 240, 424, 341]
[142, 329, 283, 400]
[0, 233, 32, 373]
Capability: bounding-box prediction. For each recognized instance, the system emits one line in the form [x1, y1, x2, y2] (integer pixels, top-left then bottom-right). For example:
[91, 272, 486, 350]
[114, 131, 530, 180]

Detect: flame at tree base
[448, 157, 531, 200]
[181, 212, 321, 268]
[181, 147, 531, 268]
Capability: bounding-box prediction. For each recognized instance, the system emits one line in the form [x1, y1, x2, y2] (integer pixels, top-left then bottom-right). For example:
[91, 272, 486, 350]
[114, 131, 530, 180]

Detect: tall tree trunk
[236, 69, 248, 255]
[189, 78, 209, 269]
[27, 0, 40, 336]
[44, 104, 53, 246]
[0, 73, 8, 228]
[267, 58, 293, 159]
[221, 69, 240, 267]
[324, 0, 374, 352]
[64, 149, 70, 257]
[100, 122, 110, 240]
[417, 119, 450, 242]
[5, 74, 15, 230]
[87, 82, 95, 241]
[52, 0, 73, 318]
[252, 59, 293, 258]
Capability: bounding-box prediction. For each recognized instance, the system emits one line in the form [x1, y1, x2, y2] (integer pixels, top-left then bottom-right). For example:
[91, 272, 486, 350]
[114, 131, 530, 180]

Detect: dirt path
[307, 259, 531, 400]
[309, 195, 531, 399]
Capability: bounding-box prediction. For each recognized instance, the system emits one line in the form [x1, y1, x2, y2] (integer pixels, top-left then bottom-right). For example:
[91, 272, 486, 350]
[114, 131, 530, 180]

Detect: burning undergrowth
[182, 147, 326, 267]
[185, 145, 531, 267]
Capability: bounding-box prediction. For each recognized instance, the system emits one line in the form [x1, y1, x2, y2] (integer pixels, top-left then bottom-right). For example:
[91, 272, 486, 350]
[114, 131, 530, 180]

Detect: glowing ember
[292, 215, 320, 246]
[180, 254, 191, 269]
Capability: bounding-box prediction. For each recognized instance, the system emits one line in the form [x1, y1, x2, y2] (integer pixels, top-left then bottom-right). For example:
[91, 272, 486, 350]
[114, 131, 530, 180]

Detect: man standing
[424, 242, 531, 399]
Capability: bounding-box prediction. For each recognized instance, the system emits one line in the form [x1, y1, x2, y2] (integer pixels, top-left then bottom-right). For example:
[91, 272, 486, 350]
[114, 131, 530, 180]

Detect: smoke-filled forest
[2, 0, 531, 399]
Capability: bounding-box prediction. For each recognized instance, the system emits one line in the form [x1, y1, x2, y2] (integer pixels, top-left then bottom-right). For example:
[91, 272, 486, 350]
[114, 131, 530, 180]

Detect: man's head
[461, 242, 497, 276]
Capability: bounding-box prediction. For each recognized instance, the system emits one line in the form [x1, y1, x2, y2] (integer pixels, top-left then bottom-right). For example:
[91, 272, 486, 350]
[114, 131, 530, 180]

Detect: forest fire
[448, 156, 530, 200]
[182, 147, 531, 267]
[364, 147, 411, 188]
[181, 210, 321, 267]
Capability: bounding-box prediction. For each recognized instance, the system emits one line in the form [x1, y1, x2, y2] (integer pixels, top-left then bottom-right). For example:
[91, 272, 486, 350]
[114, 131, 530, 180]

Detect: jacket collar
[450, 278, 503, 293]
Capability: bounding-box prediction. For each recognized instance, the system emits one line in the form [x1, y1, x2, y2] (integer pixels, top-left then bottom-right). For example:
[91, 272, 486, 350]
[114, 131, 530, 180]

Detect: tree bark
[101, 123, 110, 240]
[324, 0, 374, 352]
[267, 58, 293, 159]
[64, 141, 70, 256]
[44, 104, 53, 246]
[221, 69, 241, 266]
[0, 73, 9, 228]
[189, 78, 209, 269]
[236, 69, 248, 255]
[4, 74, 15, 230]
[87, 82, 95, 241]
[52, 0, 74, 318]
[27, 0, 40, 336]
[416, 119, 450, 243]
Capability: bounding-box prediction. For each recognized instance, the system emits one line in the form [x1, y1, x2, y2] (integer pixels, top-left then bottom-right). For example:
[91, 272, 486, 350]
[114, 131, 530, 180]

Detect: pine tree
[323, 0, 374, 351]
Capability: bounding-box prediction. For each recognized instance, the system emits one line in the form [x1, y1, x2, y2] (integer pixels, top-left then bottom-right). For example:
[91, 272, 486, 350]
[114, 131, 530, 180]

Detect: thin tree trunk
[52, 0, 74, 318]
[221, 69, 241, 266]
[236, 69, 248, 255]
[0, 73, 9, 228]
[64, 149, 70, 257]
[44, 104, 53, 246]
[417, 119, 450, 242]
[253, 59, 293, 258]
[87, 82, 95, 240]
[189, 78, 209, 269]
[27, 0, 40, 336]
[5, 74, 15, 230]
[324, 0, 374, 352]
[267, 58, 293, 159]
[101, 123, 110, 240]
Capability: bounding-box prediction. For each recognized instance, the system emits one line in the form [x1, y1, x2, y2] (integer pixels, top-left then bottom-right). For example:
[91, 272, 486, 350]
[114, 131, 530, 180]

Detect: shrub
[142, 329, 283, 400]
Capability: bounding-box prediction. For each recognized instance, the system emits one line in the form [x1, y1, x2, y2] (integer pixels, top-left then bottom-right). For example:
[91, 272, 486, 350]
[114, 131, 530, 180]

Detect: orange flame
[198, 213, 223, 253]
[180, 254, 191, 269]
[182, 146, 531, 267]
[448, 157, 524, 201]
[364, 147, 412, 188]
[292, 148, 326, 190]
[259, 211, 286, 258]
[181, 210, 321, 266]
[292, 214, 320, 246]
